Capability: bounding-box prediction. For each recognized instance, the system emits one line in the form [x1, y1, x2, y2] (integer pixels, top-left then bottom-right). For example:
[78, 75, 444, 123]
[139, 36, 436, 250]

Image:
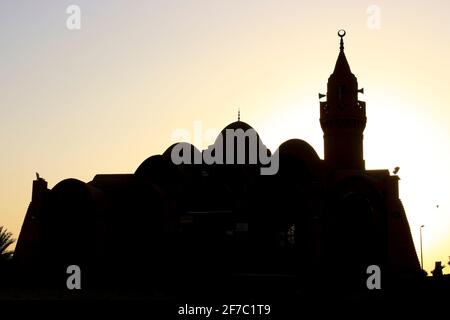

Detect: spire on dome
[237, 108, 240, 122]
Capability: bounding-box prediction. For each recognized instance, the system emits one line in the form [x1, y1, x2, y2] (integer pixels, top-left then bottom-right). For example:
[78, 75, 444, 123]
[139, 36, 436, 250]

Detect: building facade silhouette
[14, 31, 420, 291]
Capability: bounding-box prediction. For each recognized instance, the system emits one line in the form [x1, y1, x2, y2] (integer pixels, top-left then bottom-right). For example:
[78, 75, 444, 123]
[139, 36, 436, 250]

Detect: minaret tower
[320, 30, 366, 170]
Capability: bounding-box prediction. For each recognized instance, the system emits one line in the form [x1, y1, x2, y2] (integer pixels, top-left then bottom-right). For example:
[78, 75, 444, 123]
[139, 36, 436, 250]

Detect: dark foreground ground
[1, 268, 449, 318]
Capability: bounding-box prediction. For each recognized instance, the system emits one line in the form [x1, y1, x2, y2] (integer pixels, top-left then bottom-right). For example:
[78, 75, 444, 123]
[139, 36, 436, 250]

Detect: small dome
[48, 179, 104, 220]
[275, 139, 322, 177]
[278, 139, 320, 161]
[162, 142, 202, 163]
[51, 179, 101, 204]
[135, 154, 181, 183]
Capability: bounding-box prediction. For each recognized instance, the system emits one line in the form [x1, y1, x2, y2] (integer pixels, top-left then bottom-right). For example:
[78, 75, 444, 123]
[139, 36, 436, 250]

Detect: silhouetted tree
[0, 226, 15, 262]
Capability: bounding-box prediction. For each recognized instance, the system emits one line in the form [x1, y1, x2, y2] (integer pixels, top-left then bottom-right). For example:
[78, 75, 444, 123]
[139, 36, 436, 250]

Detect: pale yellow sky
[1, 0, 449, 273]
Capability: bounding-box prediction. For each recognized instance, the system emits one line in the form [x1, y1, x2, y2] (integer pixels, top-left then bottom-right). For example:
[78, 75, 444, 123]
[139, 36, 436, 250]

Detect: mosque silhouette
[13, 31, 421, 294]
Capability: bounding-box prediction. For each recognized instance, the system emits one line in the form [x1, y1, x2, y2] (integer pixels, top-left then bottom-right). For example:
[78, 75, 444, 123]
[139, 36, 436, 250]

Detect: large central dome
[214, 120, 261, 146]
[204, 120, 270, 166]
[220, 120, 254, 133]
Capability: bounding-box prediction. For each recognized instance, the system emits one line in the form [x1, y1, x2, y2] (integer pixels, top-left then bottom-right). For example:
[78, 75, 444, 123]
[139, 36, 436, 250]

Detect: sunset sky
[1, 0, 450, 273]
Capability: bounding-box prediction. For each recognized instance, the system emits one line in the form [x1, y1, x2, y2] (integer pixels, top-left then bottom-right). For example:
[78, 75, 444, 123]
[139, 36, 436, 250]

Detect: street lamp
[420, 225, 425, 271]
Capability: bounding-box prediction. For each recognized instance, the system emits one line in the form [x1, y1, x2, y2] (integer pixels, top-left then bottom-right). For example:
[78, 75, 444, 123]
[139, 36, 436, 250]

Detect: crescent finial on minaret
[338, 29, 346, 52]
